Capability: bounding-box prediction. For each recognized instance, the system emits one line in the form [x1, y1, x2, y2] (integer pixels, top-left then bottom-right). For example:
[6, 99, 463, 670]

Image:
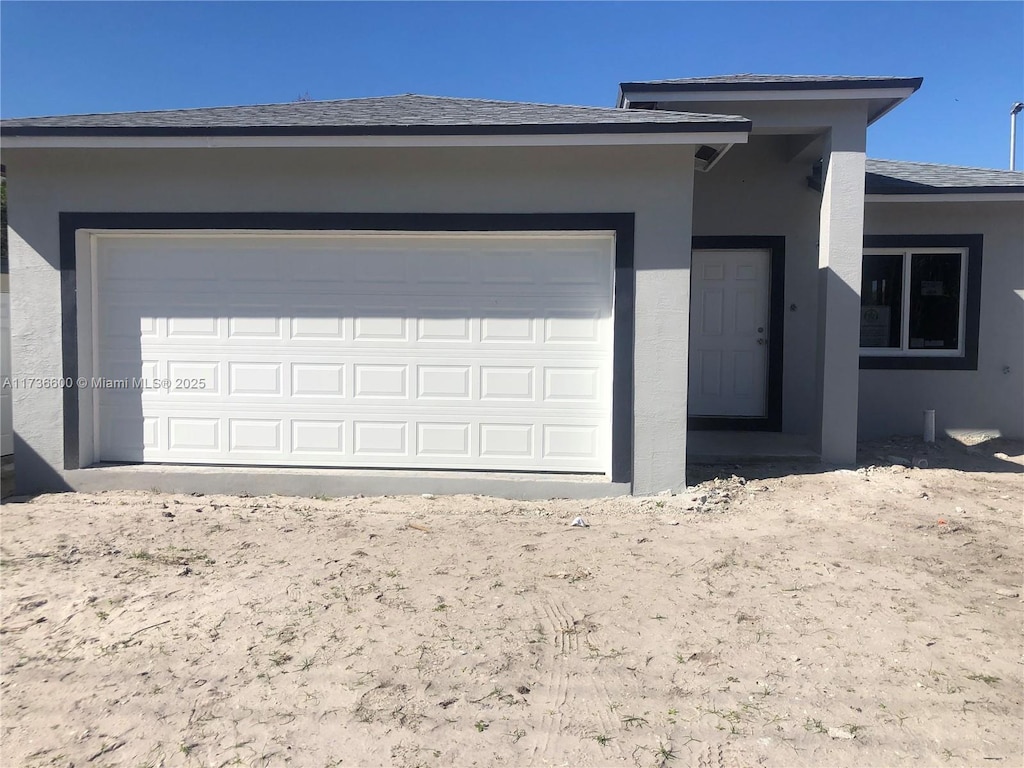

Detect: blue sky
[2, 1, 1022, 168]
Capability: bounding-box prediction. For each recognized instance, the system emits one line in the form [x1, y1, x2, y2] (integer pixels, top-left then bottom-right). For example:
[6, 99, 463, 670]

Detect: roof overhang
[865, 192, 1024, 203]
[618, 78, 923, 125]
[0, 128, 751, 149]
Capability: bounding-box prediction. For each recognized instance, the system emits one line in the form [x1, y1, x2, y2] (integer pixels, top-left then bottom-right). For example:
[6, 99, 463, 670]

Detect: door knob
[757, 327, 764, 333]
[757, 338, 766, 345]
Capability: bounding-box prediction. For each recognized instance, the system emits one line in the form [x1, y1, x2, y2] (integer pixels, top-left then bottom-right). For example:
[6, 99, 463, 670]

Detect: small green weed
[966, 673, 1000, 685]
[656, 742, 678, 762]
[803, 717, 827, 734]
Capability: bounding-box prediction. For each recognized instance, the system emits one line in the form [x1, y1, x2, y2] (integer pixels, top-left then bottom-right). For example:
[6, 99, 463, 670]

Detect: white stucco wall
[860, 200, 1024, 439]
[4, 144, 696, 494]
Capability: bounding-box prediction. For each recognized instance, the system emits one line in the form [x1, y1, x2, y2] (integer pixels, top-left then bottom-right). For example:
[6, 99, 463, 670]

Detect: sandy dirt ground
[1, 438, 1022, 768]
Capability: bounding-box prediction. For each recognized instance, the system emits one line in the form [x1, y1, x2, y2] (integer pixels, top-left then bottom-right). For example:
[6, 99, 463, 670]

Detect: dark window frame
[860, 235, 982, 371]
[59, 212, 636, 482]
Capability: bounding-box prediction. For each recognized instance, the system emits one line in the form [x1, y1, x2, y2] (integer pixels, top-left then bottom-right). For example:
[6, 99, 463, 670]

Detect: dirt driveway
[2, 441, 1021, 767]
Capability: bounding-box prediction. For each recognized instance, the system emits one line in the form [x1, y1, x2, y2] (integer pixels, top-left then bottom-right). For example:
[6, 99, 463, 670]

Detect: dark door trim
[59, 212, 635, 483]
[688, 235, 785, 432]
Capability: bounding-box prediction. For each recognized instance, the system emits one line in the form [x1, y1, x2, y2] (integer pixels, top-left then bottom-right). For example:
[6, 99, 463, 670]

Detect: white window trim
[860, 247, 968, 358]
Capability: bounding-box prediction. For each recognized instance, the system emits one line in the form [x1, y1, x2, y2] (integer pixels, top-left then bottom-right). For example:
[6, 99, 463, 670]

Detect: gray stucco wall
[691, 137, 1023, 444]
[860, 200, 1024, 439]
[4, 144, 696, 495]
[692, 136, 823, 436]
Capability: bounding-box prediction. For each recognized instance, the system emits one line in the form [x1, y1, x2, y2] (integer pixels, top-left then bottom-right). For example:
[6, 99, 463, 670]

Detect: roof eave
[808, 172, 1024, 199]
[865, 189, 1024, 201]
[618, 79, 922, 122]
[1, 125, 752, 150]
[0, 120, 752, 139]
[619, 77, 924, 94]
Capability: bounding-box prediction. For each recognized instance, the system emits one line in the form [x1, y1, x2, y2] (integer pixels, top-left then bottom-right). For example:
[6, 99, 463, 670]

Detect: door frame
[59, 212, 636, 482]
[688, 235, 785, 432]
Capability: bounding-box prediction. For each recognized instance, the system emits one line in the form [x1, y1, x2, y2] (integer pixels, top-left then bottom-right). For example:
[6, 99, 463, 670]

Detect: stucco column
[816, 111, 867, 464]
[631, 148, 696, 494]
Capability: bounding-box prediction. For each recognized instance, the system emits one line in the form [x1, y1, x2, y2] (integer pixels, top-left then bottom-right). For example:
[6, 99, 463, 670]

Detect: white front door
[688, 249, 770, 417]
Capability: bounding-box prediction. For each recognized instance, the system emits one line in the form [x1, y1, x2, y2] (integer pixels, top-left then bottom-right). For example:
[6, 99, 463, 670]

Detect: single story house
[1, 74, 1021, 498]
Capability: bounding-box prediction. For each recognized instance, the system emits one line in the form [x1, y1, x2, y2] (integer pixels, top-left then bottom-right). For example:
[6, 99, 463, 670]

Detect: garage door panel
[228, 362, 282, 396]
[292, 420, 346, 454]
[417, 365, 471, 400]
[543, 424, 600, 460]
[100, 409, 607, 469]
[353, 314, 409, 342]
[481, 314, 536, 343]
[167, 417, 221, 452]
[96, 233, 613, 473]
[167, 361, 221, 393]
[228, 315, 283, 340]
[416, 315, 472, 342]
[292, 363, 346, 397]
[291, 315, 346, 340]
[543, 367, 602, 403]
[417, 422, 471, 457]
[100, 306, 609, 352]
[228, 419, 282, 453]
[353, 421, 408, 456]
[353, 364, 409, 399]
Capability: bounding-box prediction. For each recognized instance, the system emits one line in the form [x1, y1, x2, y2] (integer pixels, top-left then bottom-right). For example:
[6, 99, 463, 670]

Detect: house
[1, 75, 1021, 498]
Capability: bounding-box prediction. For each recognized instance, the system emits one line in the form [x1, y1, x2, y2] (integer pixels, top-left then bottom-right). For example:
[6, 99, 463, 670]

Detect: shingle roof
[0, 93, 750, 137]
[865, 158, 1024, 194]
[620, 74, 923, 92]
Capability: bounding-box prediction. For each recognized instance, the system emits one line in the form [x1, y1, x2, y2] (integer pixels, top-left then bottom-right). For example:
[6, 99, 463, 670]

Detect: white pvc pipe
[923, 409, 936, 443]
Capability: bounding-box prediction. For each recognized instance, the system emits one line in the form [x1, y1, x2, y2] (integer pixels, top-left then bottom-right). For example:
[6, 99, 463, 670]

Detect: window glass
[908, 253, 961, 350]
[860, 253, 903, 348]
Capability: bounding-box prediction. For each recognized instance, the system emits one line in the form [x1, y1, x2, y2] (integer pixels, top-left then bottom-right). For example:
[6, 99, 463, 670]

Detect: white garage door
[94, 232, 614, 473]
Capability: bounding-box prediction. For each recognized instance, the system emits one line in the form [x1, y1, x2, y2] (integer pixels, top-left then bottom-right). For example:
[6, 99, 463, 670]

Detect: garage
[3, 92, 736, 495]
[93, 232, 615, 474]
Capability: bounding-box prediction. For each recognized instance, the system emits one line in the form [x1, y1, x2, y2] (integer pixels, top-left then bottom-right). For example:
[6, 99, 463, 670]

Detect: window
[860, 236, 981, 371]
[861, 248, 966, 354]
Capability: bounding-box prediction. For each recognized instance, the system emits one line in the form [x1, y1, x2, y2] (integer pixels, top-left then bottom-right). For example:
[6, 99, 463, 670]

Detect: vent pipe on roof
[1011, 102, 1024, 171]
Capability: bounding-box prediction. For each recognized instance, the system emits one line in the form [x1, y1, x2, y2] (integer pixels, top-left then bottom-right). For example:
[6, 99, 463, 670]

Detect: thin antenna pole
[1012, 103, 1024, 171]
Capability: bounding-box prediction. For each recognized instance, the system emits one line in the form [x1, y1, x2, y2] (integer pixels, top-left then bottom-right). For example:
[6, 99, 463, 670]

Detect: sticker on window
[860, 306, 892, 347]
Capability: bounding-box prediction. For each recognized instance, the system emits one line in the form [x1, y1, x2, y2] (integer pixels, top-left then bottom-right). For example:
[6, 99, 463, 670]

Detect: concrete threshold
[65, 463, 630, 501]
[687, 431, 819, 465]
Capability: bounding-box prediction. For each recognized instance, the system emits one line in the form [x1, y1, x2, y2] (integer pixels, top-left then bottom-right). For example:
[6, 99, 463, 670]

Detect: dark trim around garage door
[59, 212, 636, 483]
[687, 235, 786, 432]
